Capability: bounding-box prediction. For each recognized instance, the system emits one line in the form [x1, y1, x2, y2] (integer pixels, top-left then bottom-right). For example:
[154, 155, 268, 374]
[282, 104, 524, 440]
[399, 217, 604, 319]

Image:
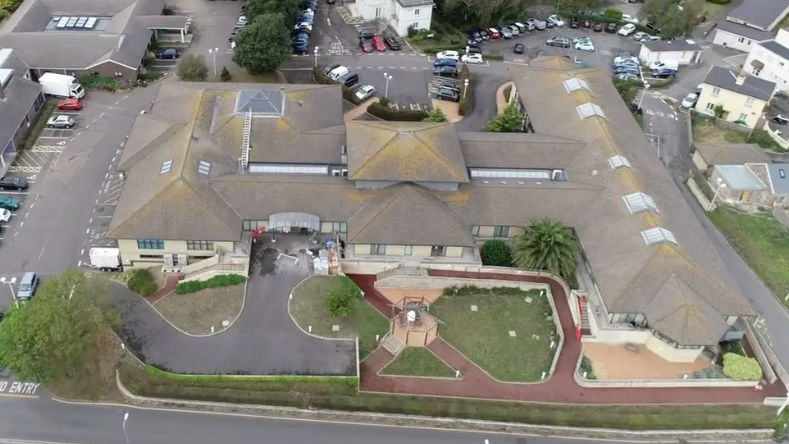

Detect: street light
[463, 78, 470, 100]
[122, 412, 130, 443]
[208, 47, 219, 76]
[383, 72, 393, 98]
[709, 177, 727, 211]
[313, 46, 320, 68]
[637, 83, 650, 110]
[0, 277, 17, 305]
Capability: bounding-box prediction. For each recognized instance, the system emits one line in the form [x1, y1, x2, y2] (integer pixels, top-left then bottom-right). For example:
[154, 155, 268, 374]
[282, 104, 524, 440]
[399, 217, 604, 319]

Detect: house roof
[716, 20, 774, 42]
[728, 0, 789, 30]
[694, 142, 769, 165]
[714, 164, 767, 190]
[702, 65, 775, 101]
[642, 39, 703, 52]
[760, 40, 789, 61]
[0, 49, 42, 158]
[767, 163, 789, 195]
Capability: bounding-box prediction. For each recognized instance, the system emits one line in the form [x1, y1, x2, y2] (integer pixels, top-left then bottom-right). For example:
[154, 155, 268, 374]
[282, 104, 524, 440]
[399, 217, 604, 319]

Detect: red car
[57, 98, 83, 111]
[371, 35, 386, 51]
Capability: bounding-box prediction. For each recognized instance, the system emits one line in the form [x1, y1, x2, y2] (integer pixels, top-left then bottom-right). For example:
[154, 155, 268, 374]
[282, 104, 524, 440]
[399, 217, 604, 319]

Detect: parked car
[569, 18, 580, 28]
[156, 48, 180, 59]
[651, 69, 677, 78]
[681, 93, 698, 108]
[513, 43, 525, 54]
[438, 81, 460, 93]
[47, 115, 75, 129]
[0, 175, 27, 191]
[384, 36, 401, 50]
[773, 115, 789, 125]
[508, 24, 521, 35]
[622, 14, 638, 23]
[615, 67, 640, 76]
[547, 14, 564, 26]
[0, 195, 20, 210]
[433, 66, 459, 78]
[533, 18, 547, 30]
[593, 22, 603, 32]
[359, 38, 373, 53]
[17, 272, 39, 300]
[467, 29, 483, 43]
[292, 44, 309, 55]
[642, 34, 660, 42]
[57, 98, 83, 111]
[618, 23, 636, 36]
[0, 209, 9, 224]
[575, 40, 595, 52]
[434, 58, 458, 67]
[295, 22, 312, 33]
[436, 50, 460, 60]
[513, 22, 527, 32]
[605, 23, 618, 33]
[322, 63, 341, 76]
[436, 87, 460, 102]
[371, 35, 386, 51]
[466, 44, 482, 54]
[461, 53, 484, 64]
[328, 66, 349, 80]
[574, 36, 592, 44]
[614, 54, 638, 64]
[617, 73, 639, 81]
[546, 37, 571, 48]
[500, 26, 513, 38]
[649, 60, 679, 71]
[486, 28, 501, 39]
[632, 31, 648, 41]
[359, 29, 374, 40]
[338, 72, 359, 88]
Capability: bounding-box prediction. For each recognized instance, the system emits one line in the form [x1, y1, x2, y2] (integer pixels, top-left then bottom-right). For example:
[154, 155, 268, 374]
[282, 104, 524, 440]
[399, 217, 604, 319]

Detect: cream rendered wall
[713, 28, 756, 52]
[645, 334, 703, 362]
[320, 222, 333, 233]
[692, 150, 710, 171]
[476, 226, 520, 238]
[413, 245, 432, 257]
[478, 226, 495, 237]
[386, 245, 406, 256]
[395, 3, 432, 37]
[446, 247, 463, 257]
[697, 84, 768, 128]
[744, 40, 789, 93]
[354, 244, 371, 255]
[117, 239, 233, 267]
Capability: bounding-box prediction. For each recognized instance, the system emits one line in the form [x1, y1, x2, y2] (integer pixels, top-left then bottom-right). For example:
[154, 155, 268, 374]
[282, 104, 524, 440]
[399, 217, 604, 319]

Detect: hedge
[313, 67, 362, 105]
[145, 365, 358, 386]
[368, 102, 427, 121]
[722, 353, 762, 381]
[127, 269, 158, 297]
[174, 274, 247, 295]
[706, 0, 730, 4]
[562, 12, 654, 33]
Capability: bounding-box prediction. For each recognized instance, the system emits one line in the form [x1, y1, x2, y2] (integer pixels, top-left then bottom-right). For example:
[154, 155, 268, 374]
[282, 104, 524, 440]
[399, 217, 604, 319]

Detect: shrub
[368, 102, 427, 121]
[326, 276, 362, 317]
[175, 274, 247, 295]
[646, 76, 675, 89]
[579, 356, 597, 379]
[378, 96, 391, 107]
[127, 269, 158, 297]
[706, 0, 730, 4]
[145, 365, 358, 386]
[220, 66, 232, 82]
[442, 284, 535, 296]
[480, 240, 513, 266]
[177, 54, 209, 81]
[80, 75, 120, 92]
[722, 353, 762, 381]
[720, 339, 745, 356]
[749, 129, 785, 151]
[561, 12, 653, 33]
[603, 8, 623, 20]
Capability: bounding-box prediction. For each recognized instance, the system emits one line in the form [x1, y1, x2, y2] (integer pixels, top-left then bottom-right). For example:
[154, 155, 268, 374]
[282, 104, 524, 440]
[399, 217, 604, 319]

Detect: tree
[638, 0, 703, 39]
[512, 218, 579, 288]
[326, 276, 363, 318]
[483, 102, 524, 132]
[245, 0, 300, 24]
[177, 54, 208, 81]
[0, 270, 119, 384]
[220, 66, 232, 82]
[423, 108, 448, 122]
[233, 13, 292, 74]
[480, 240, 513, 267]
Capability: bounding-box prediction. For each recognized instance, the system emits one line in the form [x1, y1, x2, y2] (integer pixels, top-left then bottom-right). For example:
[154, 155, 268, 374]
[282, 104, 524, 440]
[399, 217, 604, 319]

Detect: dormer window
[623, 192, 658, 214]
[641, 227, 677, 245]
[563, 78, 590, 93]
[608, 155, 631, 169]
[577, 102, 605, 119]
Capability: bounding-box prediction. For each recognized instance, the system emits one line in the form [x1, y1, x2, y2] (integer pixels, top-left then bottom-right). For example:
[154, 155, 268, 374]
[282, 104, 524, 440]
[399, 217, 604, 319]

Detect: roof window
[641, 227, 677, 245]
[198, 160, 211, 176]
[563, 78, 590, 93]
[623, 192, 658, 214]
[470, 169, 552, 179]
[576, 102, 606, 119]
[160, 159, 173, 174]
[608, 155, 631, 169]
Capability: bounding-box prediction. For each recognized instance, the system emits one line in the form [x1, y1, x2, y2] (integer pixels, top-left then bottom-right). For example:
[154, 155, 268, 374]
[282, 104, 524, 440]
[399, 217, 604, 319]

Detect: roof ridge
[106, 176, 182, 238]
[347, 185, 410, 243]
[119, 121, 185, 170]
[412, 128, 466, 181]
[349, 122, 398, 180]
[182, 179, 241, 239]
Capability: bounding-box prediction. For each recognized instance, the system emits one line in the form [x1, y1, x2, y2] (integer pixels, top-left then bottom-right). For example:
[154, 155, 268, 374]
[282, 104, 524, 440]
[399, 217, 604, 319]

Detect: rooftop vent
[235, 89, 284, 116]
[641, 227, 677, 245]
[623, 192, 658, 214]
[198, 160, 211, 176]
[577, 102, 606, 119]
[780, 168, 786, 179]
[563, 77, 590, 93]
[608, 155, 631, 169]
[160, 159, 173, 175]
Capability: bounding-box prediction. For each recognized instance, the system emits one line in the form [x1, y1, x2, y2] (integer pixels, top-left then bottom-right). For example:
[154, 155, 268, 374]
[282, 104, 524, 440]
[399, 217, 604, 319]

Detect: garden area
[289, 275, 389, 359]
[380, 347, 456, 378]
[154, 275, 247, 335]
[431, 285, 558, 382]
[691, 114, 749, 144]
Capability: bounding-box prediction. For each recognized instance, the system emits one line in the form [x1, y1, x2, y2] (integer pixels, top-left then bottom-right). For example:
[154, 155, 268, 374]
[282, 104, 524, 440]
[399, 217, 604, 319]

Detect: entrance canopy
[269, 212, 320, 232]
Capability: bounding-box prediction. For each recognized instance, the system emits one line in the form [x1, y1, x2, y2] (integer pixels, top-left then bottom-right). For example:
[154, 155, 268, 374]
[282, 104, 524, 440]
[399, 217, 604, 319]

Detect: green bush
[145, 365, 359, 386]
[720, 339, 745, 356]
[749, 129, 786, 151]
[79, 75, 120, 92]
[326, 276, 362, 317]
[458, 64, 472, 116]
[220, 66, 232, 82]
[419, 44, 465, 54]
[442, 285, 536, 296]
[562, 12, 653, 33]
[722, 353, 762, 381]
[368, 102, 427, 121]
[482, 53, 505, 61]
[706, 0, 730, 4]
[579, 356, 597, 379]
[127, 269, 158, 297]
[175, 274, 247, 295]
[480, 240, 513, 267]
[603, 8, 623, 20]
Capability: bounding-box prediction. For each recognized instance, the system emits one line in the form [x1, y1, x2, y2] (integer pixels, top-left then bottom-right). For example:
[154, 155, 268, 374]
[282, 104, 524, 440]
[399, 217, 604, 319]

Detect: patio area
[583, 343, 713, 380]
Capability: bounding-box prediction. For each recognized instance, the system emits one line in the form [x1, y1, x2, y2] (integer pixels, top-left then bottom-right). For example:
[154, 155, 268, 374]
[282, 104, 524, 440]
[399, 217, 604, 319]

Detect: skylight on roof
[641, 227, 677, 245]
[563, 78, 590, 93]
[198, 160, 211, 176]
[608, 155, 631, 169]
[576, 102, 606, 119]
[160, 160, 173, 175]
[623, 192, 658, 214]
[469, 169, 552, 179]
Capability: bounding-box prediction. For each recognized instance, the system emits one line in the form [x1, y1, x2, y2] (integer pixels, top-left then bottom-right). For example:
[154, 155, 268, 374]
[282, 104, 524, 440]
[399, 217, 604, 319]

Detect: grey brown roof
[694, 142, 769, 165]
[760, 40, 789, 61]
[0, 49, 42, 164]
[702, 66, 775, 101]
[345, 121, 470, 183]
[716, 20, 774, 42]
[728, 0, 789, 30]
[642, 39, 703, 52]
[458, 132, 586, 169]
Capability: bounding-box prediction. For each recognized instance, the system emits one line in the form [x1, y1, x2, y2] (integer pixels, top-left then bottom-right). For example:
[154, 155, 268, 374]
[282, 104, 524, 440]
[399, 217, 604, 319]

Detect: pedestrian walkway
[357, 269, 785, 404]
[343, 97, 379, 122]
[147, 276, 179, 304]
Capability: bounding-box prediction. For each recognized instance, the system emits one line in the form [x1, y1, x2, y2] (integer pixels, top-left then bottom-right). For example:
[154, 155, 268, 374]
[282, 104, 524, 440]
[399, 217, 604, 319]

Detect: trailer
[89, 247, 123, 271]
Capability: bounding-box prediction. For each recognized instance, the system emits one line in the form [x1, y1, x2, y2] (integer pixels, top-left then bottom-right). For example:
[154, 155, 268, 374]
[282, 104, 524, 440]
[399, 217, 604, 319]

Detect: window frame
[371, 244, 386, 255]
[186, 240, 214, 251]
[137, 239, 165, 250]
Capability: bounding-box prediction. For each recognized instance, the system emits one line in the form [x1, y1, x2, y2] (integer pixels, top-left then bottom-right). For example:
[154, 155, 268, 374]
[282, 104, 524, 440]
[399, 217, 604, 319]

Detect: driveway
[114, 233, 357, 375]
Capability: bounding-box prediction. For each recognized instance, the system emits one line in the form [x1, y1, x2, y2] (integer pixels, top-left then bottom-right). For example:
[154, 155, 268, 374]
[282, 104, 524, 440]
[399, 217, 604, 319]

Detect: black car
[293, 45, 309, 55]
[467, 44, 482, 54]
[582, 20, 593, 29]
[466, 29, 482, 43]
[569, 18, 580, 28]
[436, 87, 460, 102]
[605, 22, 617, 33]
[514, 43, 525, 54]
[0, 175, 28, 191]
[359, 29, 375, 40]
[327, 0, 336, 3]
[773, 115, 789, 125]
[433, 66, 459, 78]
[384, 36, 401, 50]
[156, 48, 180, 59]
[593, 22, 603, 32]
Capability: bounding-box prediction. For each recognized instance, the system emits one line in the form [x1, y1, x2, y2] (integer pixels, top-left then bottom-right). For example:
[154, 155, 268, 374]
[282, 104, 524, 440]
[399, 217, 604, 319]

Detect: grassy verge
[154, 285, 245, 335]
[709, 207, 789, 301]
[48, 330, 126, 401]
[691, 115, 749, 143]
[144, 365, 357, 385]
[119, 362, 778, 430]
[380, 348, 456, 378]
[22, 101, 56, 151]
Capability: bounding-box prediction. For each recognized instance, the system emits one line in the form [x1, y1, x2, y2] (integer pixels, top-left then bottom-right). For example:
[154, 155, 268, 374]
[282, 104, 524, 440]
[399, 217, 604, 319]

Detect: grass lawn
[709, 207, 789, 301]
[692, 117, 749, 144]
[118, 362, 779, 430]
[432, 290, 555, 382]
[290, 276, 389, 359]
[154, 285, 245, 335]
[380, 347, 456, 378]
[702, 1, 727, 16]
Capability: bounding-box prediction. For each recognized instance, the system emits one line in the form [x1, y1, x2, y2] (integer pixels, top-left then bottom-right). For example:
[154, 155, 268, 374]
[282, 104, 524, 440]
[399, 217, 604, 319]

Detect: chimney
[735, 72, 747, 86]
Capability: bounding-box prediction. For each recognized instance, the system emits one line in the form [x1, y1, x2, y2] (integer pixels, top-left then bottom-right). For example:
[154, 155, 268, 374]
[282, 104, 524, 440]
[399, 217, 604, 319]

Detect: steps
[381, 333, 405, 356]
[578, 294, 590, 332]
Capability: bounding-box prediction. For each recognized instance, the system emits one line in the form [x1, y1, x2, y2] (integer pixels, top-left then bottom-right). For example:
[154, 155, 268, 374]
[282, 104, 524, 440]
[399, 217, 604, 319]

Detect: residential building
[354, 0, 433, 36]
[692, 142, 769, 172]
[766, 163, 789, 206]
[696, 66, 775, 128]
[0, 48, 46, 176]
[638, 39, 703, 65]
[712, 0, 789, 51]
[0, 0, 191, 84]
[743, 29, 789, 93]
[708, 163, 772, 207]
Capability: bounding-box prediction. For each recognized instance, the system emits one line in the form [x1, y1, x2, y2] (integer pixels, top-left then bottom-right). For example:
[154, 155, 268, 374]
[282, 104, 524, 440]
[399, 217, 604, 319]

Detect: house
[696, 66, 775, 128]
[0, 48, 46, 177]
[353, 0, 433, 37]
[0, 0, 192, 84]
[743, 29, 789, 93]
[708, 163, 772, 207]
[712, 0, 789, 51]
[692, 142, 769, 172]
[766, 163, 789, 206]
[106, 57, 757, 363]
[638, 39, 703, 65]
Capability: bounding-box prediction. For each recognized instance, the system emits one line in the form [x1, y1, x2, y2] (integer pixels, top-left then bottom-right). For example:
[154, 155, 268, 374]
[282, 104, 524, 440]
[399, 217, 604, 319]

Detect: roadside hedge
[706, 0, 730, 4]
[144, 365, 359, 386]
[174, 274, 247, 295]
[722, 353, 762, 381]
[562, 12, 654, 33]
[313, 67, 362, 105]
[127, 269, 158, 297]
[368, 102, 427, 121]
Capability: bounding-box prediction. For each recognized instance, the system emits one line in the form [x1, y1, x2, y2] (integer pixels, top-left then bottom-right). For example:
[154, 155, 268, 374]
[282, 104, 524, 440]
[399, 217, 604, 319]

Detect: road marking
[89, 218, 93, 224]
[86, 228, 90, 234]
[77, 260, 82, 267]
[29, 203, 33, 209]
[38, 237, 49, 260]
[18, 222, 23, 228]
[80, 249, 84, 255]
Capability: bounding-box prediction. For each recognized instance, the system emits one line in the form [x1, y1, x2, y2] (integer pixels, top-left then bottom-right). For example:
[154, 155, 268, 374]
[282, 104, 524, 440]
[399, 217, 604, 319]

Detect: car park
[533, 18, 547, 30]
[461, 53, 484, 64]
[618, 23, 636, 36]
[632, 31, 648, 41]
[466, 44, 482, 54]
[17, 272, 39, 300]
[436, 50, 460, 61]
[514, 43, 525, 54]
[649, 60, 679, 71]
[0, 175, 27, 191]
[0, 209, 9, 224]
[355, 85, 376, 101]
[0, 195, 20, 210]
[338, 72, 359, 87]
[436, 87, 460, 102]
[156, 48, 180, 59]
[773, 115, 789, 125]
[438, 81, 460, 93]
[513, 22, 527, 32]
[651, 69, 677, 78]
[546, 37, 571, 48]
[359, 39, 373, 53]
[371, 36, 386, 51]
[622, 14, 638, 23]
[384, 36, 401, 50]
[569, 18, 580, 28]
[486, 28, 501, 39]
[681, 93, 698, 108]
[433, 66, 459, 78]
[605, 23, 618, 33]
[358, 29, 374, 40]
[467, 29, 483, 43]
[617, 73, 639, 81]
[547, 15, 564, 26]
[328, 66, 349, 80]
[575, 40, 595, 52]
[57, 98, 83, 110]
[615, 67, 640, 77]
[47, 115, 75, 129]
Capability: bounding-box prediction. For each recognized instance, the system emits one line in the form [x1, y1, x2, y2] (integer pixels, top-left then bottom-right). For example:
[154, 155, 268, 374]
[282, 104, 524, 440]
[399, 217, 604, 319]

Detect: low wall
[180, 268, 246, 283]
[686, 177, 714, 211]
[572, 348, 757, 388]
[763, 121, 789, 150]
[182, 254, 220, 275]
[375, 275, 548, 293]
[748, 320, 789, 387]
[738, 319, 777, 384]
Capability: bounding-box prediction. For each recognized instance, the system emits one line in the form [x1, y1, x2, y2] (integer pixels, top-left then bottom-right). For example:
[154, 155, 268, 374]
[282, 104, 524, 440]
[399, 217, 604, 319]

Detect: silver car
[46, 115, 75, 129]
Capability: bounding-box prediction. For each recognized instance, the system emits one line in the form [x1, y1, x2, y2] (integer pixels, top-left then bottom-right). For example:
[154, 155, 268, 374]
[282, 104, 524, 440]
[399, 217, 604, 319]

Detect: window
[431, 246, 447, 257]
[470, 169, 551, 179]
[242, 220, 266, 231]
[137, 239, 164, 249]
[608, 155, 631, 169]
[623, 192, 658, 214]
[711, 87, 721, 97]
[744, 97, 754, 108]
[198, 161, 211, 175]
[160, 159, 173, 174]
[332, 222, 347, 233]
[371, 244, 386, 255]
[404, 245, 413, 256]
[493, 226, 509, 237]
[414, 8, 420, 15]
[139, 254, 164, 259]
[576, 102, 606, 119]
[641, 227, 677, 245]
[706, 102, 715, 110]
[738, 37, 745, 43]
[471, 225, 480, 236]
[738, 112, 748, 122]
[563, 78, 590, 93]
[186, 241, 214, 251]
[248, 164, 328, 175]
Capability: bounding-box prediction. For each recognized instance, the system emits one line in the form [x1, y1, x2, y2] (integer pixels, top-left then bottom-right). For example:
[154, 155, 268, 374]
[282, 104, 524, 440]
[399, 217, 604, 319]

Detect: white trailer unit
[89, 247, 123, 271]
[38, 73, 85, 99]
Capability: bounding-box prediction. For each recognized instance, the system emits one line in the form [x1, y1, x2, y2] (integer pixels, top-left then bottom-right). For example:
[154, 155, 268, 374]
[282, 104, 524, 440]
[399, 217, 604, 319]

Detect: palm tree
[512, 218, 578, 287]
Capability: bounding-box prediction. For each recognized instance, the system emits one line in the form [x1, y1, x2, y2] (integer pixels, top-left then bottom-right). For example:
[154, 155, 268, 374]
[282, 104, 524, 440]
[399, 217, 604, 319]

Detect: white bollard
[540, 290, 545, 297]
[211, 326, 215, 334]
[541, 371, 546, 379]
[550, 340, 555, 349]
[376, 334, 380, 342]
[289, 293, 292, 300]
[308, 325, 312, 333]
[583, 371, 587, 378]
[456, 369, 461, 379]
[485, 440, 489, 444]
[121, 343, 125, 351]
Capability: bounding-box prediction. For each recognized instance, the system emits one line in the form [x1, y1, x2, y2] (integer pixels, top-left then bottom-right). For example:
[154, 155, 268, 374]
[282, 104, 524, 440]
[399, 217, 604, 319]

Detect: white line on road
[115, 101, 120, 105]
[105, 172, 109, 179]
[28, 203, 34, 209]
[85, 228, 90, 234]
[89, 218, 93, 224]
[95, 199, 99, 205]
[100, 113, 105, 118]
[94, 215, 113, 218]
[81, 249, 84, 255]
[112, 156, 116, 162]
[78, 260, 82, 267]
[18, 222, 23, 228]
[23, 212, 28, 218]
[13, 232, 17, 237]
[38, 237, 49, 260]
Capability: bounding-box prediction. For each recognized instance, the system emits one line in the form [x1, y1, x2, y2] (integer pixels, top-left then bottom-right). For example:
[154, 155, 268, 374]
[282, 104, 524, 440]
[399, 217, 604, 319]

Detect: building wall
[10, 91, 45, 155]
[351, 243, 462, 257]
[744, 38, 789, 93]
[638, 47, 699, 65]
[394, 3, 432, 36]
[697, 83, 768, 128]
[645, 334, 703, 362]
[713, 28, 757, 52]
[692, 150, 710, 172]
[356, 0, 390, 21]
[475, 225, 524, 238]
[117, 239, 235, 267]
[34, 60, 138, 88]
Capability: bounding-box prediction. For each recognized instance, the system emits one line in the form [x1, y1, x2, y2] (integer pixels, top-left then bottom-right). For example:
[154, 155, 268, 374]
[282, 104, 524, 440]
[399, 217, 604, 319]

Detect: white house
[743, 28, 789, 93]
[354, 0, 433, 37]
[697, 66, 775, 128]
[712, 0, 789, 51]
[638, 39, 703, 65]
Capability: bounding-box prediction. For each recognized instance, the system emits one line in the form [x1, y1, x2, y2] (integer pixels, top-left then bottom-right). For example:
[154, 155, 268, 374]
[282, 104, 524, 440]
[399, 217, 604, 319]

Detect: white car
[681, 93, 698, 108]
[0, 209, 9, 223]
[328, 66, 348, 80]
[294, 22, 312, 32]
[622, 14, 639, 23]
[547, 14, 564, 26]
[613, 55, 638, 65]
[461, 53, 484, 64]
[632, 31, 648, 41]
[355, 85, 376, 101]
[575, 41, 595, 52]
[435, 50, 460, 61]
[618, 23, 636, 36]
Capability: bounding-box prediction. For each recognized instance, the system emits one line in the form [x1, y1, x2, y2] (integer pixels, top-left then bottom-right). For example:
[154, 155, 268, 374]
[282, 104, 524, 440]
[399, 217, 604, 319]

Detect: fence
[691, 109, 752, 134]
[737, 319, 777, 384]
[763, 120, 789, 150]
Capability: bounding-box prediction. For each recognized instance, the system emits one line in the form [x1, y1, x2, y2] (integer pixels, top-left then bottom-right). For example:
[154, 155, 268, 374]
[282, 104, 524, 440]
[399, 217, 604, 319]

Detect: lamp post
[383, 72, 393, 98]
[463, 78, 470, 100]
[709, 177, 727, 211]
[0, 277, 17, 307]
[208, 47, 219, 76]
[313, 46, 319, 68]
[122, 412, 130, 443]
[637, 82, 650, 110]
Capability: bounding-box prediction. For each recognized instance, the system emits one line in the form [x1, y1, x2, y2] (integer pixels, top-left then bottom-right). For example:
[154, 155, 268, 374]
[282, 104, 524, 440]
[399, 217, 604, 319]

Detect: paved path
[355, 270, 784, 404]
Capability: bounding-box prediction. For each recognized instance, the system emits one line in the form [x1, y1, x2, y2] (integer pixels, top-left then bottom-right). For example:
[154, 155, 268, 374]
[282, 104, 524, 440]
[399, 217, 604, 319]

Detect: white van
[328, 66, 348, 80]
[649, 60, 679, 71]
